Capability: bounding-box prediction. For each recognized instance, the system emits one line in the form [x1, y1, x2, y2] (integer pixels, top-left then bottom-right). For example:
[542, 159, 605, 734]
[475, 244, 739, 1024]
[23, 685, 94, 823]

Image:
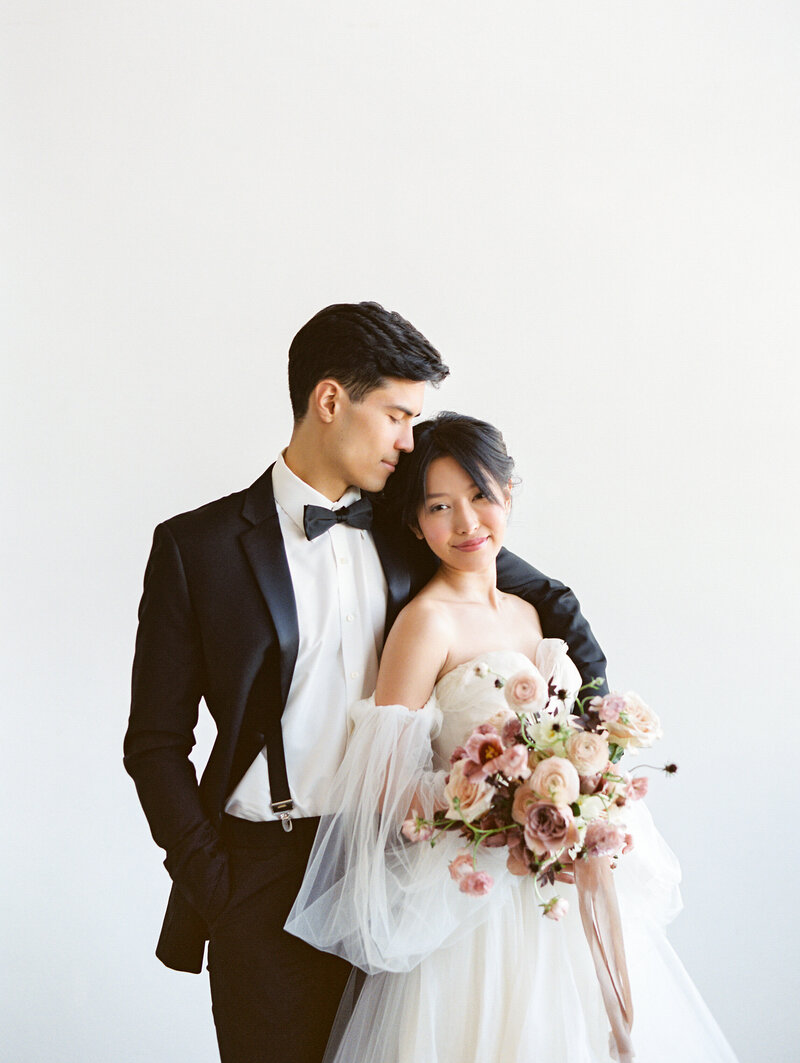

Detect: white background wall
[3, 3, 798, 1061]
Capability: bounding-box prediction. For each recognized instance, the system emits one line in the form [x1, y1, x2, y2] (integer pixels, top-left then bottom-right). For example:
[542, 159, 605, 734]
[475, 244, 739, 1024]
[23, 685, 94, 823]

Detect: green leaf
[609, 742, 624, 764]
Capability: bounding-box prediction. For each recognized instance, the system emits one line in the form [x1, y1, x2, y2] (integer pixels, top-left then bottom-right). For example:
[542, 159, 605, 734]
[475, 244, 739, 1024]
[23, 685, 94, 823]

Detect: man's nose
[396, 422, 414, 453]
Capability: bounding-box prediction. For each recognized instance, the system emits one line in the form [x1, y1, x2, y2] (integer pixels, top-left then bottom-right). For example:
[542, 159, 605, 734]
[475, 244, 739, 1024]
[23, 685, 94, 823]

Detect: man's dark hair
[384, 411, 516, 531]
[288, 301, 449, 421]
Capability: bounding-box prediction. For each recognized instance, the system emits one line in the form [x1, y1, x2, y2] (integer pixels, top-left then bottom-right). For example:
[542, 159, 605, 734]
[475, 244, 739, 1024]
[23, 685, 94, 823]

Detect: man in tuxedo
[124, 301, 608, 1063]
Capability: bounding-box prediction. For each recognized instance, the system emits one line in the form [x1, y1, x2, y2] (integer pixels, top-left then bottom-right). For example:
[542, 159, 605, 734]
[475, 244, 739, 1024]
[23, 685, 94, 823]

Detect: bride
[286, 412, 739, 1063]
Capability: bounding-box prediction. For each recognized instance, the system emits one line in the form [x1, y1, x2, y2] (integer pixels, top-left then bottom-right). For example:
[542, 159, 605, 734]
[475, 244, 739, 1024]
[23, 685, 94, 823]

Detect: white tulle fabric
[285, 643, 739, 1063]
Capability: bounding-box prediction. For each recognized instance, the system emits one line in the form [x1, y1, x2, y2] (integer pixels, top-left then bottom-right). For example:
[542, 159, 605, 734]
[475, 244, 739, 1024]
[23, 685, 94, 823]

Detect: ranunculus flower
[566, 731, 609, 776]
[584, 820, 627, 858]
[486, 707, 518, 734]
[603, 692, 662, 750]
[530, 756, 580, 806]
[627, 776, 649, 801]
[511, 779, 539, 825]
[459, 870, 494, 896]
[543, 896, 569, 921]
[524, 802, 579, 855]
[401, 815, 434, 843]
[444, 760, 496, 822]
[504, 668, 548, 713]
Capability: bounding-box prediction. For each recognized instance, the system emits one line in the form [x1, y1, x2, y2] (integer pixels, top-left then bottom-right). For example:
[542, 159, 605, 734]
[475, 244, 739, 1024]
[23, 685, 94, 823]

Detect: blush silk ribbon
[574, 855, 635, 1063]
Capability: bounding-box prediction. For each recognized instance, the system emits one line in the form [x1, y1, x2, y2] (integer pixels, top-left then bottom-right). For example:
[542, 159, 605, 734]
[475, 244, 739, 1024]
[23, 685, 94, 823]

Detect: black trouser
[208, 814, 351, 1063]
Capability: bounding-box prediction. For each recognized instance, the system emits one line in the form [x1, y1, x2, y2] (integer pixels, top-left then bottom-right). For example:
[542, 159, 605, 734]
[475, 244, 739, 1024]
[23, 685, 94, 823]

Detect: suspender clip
[271, 798, 294, 832]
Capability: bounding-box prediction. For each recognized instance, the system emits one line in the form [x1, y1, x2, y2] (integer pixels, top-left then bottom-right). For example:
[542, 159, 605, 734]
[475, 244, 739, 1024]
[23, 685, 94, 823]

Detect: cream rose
[530, 756, 580, 806]
[444, 760, 496, 822]
[504, 668, 548, 713]
[565, 731, 609, 776]
[603, 692, 662, 750]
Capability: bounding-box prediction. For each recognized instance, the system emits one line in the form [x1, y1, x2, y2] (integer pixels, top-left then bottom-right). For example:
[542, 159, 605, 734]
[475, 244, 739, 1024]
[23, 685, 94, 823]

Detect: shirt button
[339, 556, 349, 565]
[346, 614, 354, 622]
[350, 671, 359, 679]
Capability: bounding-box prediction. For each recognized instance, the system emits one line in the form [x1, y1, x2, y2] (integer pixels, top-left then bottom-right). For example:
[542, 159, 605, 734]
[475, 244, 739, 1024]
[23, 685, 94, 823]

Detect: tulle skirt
[323, 854, 739, 1063]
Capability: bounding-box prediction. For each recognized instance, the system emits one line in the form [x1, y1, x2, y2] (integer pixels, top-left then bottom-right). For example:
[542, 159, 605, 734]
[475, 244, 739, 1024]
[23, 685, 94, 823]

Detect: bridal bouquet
[402, 662, 672, 919]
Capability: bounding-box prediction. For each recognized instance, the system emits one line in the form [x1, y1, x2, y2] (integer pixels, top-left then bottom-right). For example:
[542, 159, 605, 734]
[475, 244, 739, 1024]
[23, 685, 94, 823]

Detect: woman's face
[414, 455, 510, 570]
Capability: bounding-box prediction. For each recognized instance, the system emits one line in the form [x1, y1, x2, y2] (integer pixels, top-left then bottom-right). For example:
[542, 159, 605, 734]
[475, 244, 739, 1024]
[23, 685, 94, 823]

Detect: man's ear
[310, 379, 345, 424]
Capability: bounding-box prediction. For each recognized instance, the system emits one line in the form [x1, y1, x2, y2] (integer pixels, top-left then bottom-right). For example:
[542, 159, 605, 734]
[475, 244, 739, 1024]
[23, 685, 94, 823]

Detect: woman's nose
[455, 503, 479, 533]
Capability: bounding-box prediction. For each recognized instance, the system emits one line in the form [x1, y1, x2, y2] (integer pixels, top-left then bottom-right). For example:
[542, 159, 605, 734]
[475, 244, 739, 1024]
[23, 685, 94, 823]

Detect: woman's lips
[453, 537, 488, 552]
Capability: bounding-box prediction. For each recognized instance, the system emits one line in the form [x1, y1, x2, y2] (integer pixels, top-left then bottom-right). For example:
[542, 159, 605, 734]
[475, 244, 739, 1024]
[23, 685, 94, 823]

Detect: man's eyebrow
[385, 404, 419, 417]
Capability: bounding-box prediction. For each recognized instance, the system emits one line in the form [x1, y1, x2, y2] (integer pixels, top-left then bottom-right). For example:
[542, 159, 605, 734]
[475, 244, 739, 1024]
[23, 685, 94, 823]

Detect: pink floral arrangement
[402, 664, 674, 918]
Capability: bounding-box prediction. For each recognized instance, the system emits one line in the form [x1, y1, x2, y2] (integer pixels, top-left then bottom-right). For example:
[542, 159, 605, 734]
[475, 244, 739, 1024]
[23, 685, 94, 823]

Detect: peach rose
[530, 756, 580, 806]
[603, 692, 662, 750]
[524, 802, 579, 855]
[504, 668, 548, 713]
[444, 760, 496, 822]
[565, 731, 609, 776]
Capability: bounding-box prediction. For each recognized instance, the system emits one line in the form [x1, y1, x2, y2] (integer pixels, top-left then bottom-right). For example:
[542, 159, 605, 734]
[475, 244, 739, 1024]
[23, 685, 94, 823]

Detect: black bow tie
[303, 498, 373, 541]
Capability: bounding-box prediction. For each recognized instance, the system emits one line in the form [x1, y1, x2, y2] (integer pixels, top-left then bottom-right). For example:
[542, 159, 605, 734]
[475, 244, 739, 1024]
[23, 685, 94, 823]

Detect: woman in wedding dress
[286, 412, 739, 1063]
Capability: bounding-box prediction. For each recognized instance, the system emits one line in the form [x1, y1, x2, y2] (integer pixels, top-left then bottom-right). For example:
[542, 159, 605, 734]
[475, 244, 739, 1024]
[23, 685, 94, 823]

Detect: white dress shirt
[224, 452, 388, 821]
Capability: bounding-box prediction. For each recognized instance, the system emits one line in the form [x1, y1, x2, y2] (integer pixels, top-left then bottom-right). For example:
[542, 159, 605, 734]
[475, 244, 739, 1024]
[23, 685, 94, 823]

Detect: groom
[124, 301, 608, 1063]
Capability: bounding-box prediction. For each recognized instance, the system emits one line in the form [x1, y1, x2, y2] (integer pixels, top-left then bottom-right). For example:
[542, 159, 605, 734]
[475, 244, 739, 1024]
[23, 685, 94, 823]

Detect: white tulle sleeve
[284, 694, 504, 975]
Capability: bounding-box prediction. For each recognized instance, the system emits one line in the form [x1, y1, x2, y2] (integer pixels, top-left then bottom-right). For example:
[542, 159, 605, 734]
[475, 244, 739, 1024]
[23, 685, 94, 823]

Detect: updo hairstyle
[384, 411, 516, 532]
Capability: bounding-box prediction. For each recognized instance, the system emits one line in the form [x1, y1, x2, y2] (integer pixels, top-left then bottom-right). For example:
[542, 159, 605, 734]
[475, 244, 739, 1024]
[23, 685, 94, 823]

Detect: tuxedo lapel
[240, 465, 299, 708]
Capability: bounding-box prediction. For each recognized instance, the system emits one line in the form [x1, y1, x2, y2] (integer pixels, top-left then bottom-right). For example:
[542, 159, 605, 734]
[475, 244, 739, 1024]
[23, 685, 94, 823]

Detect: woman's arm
[375, 597, 452, 709]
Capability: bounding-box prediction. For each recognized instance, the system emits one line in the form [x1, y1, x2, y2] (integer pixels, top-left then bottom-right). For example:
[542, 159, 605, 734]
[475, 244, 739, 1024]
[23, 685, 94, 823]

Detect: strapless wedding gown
[286, 642, 739, 1062]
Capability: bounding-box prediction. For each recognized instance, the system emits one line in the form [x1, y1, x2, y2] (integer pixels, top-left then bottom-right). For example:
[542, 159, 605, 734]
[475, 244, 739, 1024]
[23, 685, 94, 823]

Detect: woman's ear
[409, 522, 425, 541]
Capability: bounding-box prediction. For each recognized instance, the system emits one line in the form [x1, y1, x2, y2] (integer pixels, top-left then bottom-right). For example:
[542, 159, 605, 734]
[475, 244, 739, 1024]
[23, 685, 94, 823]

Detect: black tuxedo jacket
[124, 465, 607, 973]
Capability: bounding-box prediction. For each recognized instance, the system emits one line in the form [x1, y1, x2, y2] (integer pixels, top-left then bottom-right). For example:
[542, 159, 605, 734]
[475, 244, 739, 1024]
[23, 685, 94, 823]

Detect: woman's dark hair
[288, 301, 449, 421]
[384, 411, 516, 530]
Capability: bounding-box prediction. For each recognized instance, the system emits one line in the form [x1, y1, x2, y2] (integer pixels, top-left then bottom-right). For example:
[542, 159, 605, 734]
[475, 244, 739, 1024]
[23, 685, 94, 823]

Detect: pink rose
[444, 760, 496, 822]
[543, 896, 569, 921]
[459, 870, 494, 896]
[530, 756, 580, 806]
[565, 731, 609, 776]
[598, 694, 625, 722]
[627, 776, 649, 801]
[603, 693, 662, 750]
[490, 743, 531, 781]
[524, 802, 579, 856]
[448, 850, 474, 882]
[401, 815, 434, 843]
[502, 716, 522, 743]
[583, 820, 627, 858]
[504, 668, 548, 713]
